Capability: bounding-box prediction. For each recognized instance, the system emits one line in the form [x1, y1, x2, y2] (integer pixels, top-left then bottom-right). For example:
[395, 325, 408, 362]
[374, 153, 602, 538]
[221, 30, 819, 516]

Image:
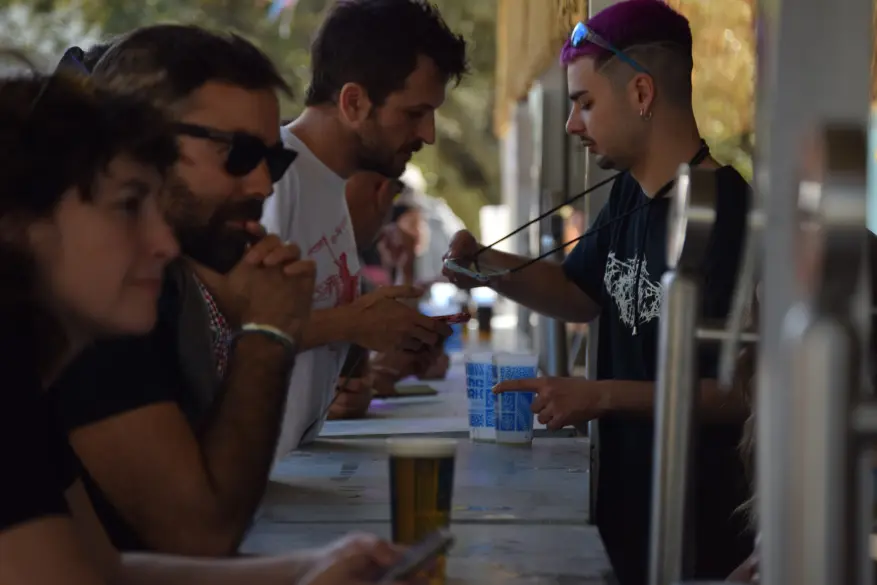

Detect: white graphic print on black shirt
[560, 167, 754, 582]
[603, 251, 664, 331]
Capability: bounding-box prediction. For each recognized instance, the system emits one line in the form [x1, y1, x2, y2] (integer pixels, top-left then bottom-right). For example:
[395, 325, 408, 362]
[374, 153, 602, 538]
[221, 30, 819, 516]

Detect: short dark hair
[0, 68, 178, 374]
[82, 40, 114, 72]
[91, 24, 291, 111]
[391, 202, 416, 223]
[305, 0, 468, 107]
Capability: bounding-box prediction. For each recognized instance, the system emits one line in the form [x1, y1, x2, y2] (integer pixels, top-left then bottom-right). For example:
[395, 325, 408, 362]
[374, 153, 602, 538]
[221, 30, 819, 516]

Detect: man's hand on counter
[492, 377, 610, 430]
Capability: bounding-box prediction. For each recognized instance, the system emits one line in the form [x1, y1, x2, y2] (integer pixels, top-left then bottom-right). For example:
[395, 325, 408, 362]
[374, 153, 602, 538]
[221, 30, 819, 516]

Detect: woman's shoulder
[0, 370, 77, 533]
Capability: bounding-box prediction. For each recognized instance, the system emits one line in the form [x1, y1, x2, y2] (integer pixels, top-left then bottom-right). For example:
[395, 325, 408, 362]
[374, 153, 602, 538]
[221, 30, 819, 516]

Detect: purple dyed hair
[559, 0, 692, 67]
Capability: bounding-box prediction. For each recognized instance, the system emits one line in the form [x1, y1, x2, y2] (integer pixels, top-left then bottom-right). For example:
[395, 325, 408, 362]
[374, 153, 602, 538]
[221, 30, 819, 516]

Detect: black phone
[377, 529, 455, 584]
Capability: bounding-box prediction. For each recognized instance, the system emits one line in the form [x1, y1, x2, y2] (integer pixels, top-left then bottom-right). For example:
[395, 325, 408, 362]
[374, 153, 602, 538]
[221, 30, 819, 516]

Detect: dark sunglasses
[56, 47, 91, 75]
[22, 48, 89, 133]
[173, 122, 297, 182]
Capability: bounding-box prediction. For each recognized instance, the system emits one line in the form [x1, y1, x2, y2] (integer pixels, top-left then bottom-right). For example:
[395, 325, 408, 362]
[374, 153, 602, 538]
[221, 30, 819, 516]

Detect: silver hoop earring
[640, 108, 653, 121]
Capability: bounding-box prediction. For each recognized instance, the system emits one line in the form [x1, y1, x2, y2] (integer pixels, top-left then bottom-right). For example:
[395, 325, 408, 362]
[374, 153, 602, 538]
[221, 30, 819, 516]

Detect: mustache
[576, 138, 596, 153]
[403, 141, 424, 154]
[214, 197, 264, 224]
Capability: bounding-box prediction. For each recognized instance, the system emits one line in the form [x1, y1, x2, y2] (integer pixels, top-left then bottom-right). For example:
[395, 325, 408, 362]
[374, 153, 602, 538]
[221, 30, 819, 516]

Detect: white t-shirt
[262, 127, 361, 456]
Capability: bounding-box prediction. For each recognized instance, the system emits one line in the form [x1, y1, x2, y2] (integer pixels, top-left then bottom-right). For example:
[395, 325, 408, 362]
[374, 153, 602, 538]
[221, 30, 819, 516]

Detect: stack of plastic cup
[464, 351, 496, 441]
[493, 352, 538, 445]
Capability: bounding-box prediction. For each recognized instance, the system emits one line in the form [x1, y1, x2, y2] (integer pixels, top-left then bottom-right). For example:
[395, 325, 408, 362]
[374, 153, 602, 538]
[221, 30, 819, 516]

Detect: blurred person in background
[396, 164, 465, 284]
[374, 202, 420, 287]
[345, 170, 405, 253]
[563, 206, 586, 254]
[563, 207, 590, 349]
[332, 184, 450, 418]
[352, 175, 413, 288]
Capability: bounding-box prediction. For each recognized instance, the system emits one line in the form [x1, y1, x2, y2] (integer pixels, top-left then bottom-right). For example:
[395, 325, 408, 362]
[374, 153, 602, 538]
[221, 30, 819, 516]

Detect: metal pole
[648, 271, 699, 585]
[787, 311, 862, 585]
[755, 0, 871, 581]
[532, 64, 571, 375]
[647, 166, 721, 585]
[583, 0, 624, 526]
[540, 213, 570, 377]
[783, 124, 870, 585]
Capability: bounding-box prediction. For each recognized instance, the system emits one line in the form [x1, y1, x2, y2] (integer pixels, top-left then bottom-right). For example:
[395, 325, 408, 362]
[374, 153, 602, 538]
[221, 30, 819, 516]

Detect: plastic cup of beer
[493, 352, 538, 445]
[464, 351, 496, 441]
[387, 438, 457, 584]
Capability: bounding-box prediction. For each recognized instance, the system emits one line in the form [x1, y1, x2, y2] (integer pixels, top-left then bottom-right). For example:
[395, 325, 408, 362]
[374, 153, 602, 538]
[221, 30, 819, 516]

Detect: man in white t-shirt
[262, 0, 468, 453]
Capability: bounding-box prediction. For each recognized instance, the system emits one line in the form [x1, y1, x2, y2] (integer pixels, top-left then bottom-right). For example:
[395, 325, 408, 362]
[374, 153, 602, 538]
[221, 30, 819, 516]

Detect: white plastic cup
[464, 351, 496, 441]
[493, 352, 539, 445]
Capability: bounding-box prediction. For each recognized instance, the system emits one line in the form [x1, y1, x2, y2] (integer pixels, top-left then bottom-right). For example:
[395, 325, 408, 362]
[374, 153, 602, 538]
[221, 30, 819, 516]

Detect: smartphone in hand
[432, 312, 471, 325]
[377, 529, 455, 584]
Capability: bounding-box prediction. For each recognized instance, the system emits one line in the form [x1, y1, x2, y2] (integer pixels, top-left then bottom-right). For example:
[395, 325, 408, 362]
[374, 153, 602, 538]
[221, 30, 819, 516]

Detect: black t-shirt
[562, 167, 752, 584]
[50, 272, 191, 551]
[1, 372, 79, 532]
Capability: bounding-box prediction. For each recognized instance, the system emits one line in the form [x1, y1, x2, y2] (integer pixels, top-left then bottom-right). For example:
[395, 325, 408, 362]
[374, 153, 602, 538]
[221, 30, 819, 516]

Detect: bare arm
[603, 378, 749, 421]
[0, 514, 340, 585]
[70, 335, 295, 556]
[0, 489, 305, 585]
[0, 518, 106, 585]
[115, 553, 312, 585]
[300, 305, 355, 350]
[64, 478, 316, 585]
[476, 248, 601, 323]
[726, 552, 759, 583]
[116, 533, 403, 585]
[299, 286, 449, 353]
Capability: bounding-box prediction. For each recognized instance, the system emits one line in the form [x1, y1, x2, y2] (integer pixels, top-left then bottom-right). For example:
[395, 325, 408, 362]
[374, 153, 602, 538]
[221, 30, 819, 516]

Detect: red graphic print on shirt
[309, 216, 360, 308]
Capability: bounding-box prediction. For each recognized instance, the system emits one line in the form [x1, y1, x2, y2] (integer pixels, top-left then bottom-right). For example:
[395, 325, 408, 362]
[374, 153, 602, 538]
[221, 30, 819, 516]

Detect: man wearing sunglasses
[260, 0, 467, 453]
[50, 24, 327, 559]
[444, 1, 752, 583]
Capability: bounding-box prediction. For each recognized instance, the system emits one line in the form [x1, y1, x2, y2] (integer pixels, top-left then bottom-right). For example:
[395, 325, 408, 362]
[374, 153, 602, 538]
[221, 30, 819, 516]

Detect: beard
[594, 153, 619, 170]
[357, 153, 405, 179]
[165, 178, 264, 274]
[582, 133, 634, 172]
[591, 147, 635, 172]
[584, 140, 622, 171]
[355, 128, 422, 178]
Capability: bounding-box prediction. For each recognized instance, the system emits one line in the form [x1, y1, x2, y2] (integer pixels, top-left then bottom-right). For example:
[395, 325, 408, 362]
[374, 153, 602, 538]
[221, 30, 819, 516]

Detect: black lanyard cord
[478, 141, 711, 278]
[505, 194, 655, 274]
[474, 171, 621, 258]
[630, 141, 710, 335]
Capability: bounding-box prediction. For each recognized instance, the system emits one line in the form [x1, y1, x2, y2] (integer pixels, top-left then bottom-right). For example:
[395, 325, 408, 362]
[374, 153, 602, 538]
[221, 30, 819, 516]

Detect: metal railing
[648, 125, 872, 585]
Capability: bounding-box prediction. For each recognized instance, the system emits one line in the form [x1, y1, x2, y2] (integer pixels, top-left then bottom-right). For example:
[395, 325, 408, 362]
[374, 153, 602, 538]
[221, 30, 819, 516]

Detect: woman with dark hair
[723, 228, 877, 584]
[0, 68, 417, 585]
[725, 289, 760, 584]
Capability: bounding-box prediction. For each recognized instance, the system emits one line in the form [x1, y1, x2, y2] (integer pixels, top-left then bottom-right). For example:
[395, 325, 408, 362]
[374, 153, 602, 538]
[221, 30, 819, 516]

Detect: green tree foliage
[2, 0, 499, 234]
[670, 0, 755, 180]
[0, 1, 99, 69]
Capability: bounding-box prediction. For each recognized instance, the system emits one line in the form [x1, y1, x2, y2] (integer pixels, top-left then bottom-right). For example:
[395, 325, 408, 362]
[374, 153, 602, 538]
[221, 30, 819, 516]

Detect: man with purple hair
[444, 1, 752, 583]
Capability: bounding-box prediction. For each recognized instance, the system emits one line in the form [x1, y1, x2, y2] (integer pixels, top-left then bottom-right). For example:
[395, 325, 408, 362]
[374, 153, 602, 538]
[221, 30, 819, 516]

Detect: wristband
[234, 323, 298, 358]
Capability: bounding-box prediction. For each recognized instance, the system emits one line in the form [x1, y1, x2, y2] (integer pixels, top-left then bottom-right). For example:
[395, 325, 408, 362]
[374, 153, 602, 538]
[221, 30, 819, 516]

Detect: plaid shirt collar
[193, 276, 231, 378]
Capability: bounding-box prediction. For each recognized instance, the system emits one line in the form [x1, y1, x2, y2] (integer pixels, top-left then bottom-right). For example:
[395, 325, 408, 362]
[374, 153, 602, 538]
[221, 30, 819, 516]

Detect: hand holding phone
[432, 312, 471, 325]
[376, 529, 455, 584]
[443, 257, 510, 283]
